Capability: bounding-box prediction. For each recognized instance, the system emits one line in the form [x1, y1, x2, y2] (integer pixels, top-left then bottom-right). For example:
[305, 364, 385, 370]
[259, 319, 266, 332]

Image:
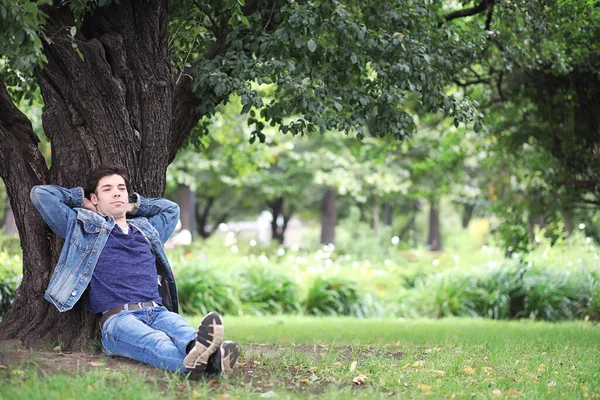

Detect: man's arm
[129, 194, 180, 244]
[30, 185, 88, 239]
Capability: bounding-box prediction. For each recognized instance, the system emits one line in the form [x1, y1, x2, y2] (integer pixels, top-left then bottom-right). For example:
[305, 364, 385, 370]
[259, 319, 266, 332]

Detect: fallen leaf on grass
[431, 369, 446, 376]
[53, 345, 61, 353]
[352, 374, 367, 385]
[11, 370, 24, 376]
[547, 381, 557, 387]
[298, 379, 309, 384]
[417, 383, 432, 392]
[462, 366, 476, 375]
[217, 394, 230, 399]
[89, 361, 106, 367]
[350, 360, 357, 372]
[482, 366, 493, 376]
[192, 390, 201, 398]
[412, 360, 425, 368]
[537, 364, 546, 373]
[333, 362, 342, 367]
[507, 389, 522, 397]
[491, 389, 502, 397]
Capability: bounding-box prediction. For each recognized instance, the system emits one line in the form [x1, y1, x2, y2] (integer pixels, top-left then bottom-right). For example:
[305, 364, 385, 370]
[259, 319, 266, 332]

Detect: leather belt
[99, 301, 159, 328]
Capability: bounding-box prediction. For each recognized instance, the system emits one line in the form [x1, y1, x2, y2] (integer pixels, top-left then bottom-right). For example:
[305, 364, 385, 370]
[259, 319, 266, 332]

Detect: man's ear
[90, 193, 98, 205]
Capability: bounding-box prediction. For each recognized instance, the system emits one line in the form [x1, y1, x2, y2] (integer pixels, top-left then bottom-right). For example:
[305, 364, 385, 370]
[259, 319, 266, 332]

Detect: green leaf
[294, 37, 303, 49]
[14, 29, 25, 45]
[0, 6, 7, 19]
[70, 26, 77, 37]
[307, 39, 317, 53]
[75, 47, 85, 62]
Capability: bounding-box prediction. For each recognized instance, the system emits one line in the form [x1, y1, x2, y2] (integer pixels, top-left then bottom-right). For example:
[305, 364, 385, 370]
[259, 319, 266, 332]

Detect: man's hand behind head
[83, 197, 97, 212]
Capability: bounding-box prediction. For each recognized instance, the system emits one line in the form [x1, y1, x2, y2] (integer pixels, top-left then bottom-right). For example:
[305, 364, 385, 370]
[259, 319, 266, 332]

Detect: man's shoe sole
[183, 311, 224, 371]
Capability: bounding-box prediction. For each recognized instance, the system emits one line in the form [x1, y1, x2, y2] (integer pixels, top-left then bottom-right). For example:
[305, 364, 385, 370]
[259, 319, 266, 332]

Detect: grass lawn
[1, 316, 599, 399]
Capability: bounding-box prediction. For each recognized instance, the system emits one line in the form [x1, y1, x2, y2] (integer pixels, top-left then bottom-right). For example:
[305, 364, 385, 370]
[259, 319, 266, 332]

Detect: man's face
[90, 174, 129, 218]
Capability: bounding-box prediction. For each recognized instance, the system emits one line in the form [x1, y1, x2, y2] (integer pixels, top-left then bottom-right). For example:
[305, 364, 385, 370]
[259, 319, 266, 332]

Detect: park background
[1, 0, 599, 399]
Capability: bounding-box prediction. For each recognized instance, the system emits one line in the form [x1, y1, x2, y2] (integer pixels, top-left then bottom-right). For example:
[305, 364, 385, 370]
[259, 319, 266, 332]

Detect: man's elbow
[30, 185, 45, 206]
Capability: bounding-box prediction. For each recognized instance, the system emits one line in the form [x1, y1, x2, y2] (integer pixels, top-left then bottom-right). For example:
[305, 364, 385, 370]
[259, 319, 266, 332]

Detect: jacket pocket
[70, 219, 102, 253]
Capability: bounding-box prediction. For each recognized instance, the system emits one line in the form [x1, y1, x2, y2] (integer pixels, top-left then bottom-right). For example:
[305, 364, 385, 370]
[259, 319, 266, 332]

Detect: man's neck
[114, 216, 127, 227]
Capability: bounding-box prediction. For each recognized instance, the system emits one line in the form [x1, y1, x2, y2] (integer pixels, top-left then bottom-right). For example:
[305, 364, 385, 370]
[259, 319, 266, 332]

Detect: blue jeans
[101, 305, 196, 372]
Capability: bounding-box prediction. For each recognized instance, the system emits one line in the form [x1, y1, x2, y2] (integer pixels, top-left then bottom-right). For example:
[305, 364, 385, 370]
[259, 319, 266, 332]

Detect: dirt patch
[0, 339, 161, 377]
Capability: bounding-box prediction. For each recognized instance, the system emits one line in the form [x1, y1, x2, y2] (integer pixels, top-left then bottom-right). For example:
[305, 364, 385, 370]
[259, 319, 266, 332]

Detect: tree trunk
[427, 198, 441, 251]
[383, 202, 392, 226]
[527, 213, 546, 237]
[268, 196, 293, 244]
[461, 203, 475, 229]
[372, 197, 380, 236]
[562, 208, 573, 238]
[2, 204, 18, 236]
[195, 196, 229, 239]
[176, 184, 195, 239]
[320, 188, 337, 245]
[0, 1, 205, 349]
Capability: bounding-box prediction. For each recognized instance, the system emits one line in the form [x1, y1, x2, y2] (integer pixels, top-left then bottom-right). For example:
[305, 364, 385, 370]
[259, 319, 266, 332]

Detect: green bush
[304, 277, 384, 318]
[573, 272, 600, 320]
[175, 266, 240, 316]
[237, 266, 301, 315]
[0, 250, 21, 317]
[470, 266, 527, 320]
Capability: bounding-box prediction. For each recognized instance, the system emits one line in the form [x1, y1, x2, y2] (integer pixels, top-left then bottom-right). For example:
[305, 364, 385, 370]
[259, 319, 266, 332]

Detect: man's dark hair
[84, 164, 130, 199]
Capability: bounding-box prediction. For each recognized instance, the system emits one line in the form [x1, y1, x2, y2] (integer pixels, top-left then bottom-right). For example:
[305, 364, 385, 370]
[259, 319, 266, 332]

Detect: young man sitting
[30, 164, 238, 375]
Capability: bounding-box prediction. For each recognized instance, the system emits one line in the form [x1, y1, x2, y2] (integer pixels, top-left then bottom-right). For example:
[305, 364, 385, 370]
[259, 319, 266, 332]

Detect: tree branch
[440, 0, 495, 27]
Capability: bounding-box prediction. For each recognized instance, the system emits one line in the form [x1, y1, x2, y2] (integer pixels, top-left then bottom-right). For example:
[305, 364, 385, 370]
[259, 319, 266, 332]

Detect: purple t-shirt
[87, 225, 162, 314]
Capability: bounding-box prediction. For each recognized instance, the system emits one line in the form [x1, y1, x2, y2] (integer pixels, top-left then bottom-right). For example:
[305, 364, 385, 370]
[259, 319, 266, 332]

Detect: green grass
[1, 317, 600, 399]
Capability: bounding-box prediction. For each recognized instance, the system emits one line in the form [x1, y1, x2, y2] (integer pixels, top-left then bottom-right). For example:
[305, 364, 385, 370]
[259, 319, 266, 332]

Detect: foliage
[175, 263, 241, 316]
[0, 249, 21, 317]
[237, 266, 301, 315]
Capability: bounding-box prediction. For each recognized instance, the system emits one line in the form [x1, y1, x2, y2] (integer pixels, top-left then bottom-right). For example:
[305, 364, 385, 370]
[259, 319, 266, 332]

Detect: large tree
[0, 0, 484, 349]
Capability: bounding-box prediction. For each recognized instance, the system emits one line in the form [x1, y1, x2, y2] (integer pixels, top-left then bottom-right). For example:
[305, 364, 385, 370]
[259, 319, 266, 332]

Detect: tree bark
[195, 196, 229, 239]
[268, 196, 293, 244]
[383, 202, 392, 226]
[562, 208, 573, 238]
[461, 203, 475, 229]
[320, 188, 337, 245]
[0, 1, 203, 349]
[372, 197, 380, 236]
[427, 198, 441, 251]
[176, 184, 196, 239]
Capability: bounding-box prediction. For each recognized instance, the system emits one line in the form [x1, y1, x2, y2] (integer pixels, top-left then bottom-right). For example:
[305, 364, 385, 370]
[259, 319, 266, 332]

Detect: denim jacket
[30, 185, 180, 314]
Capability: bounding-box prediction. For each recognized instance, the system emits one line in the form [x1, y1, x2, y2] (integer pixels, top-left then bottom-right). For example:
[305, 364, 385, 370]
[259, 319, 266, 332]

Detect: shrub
[470, 266, 527, 320]
[237, 266, 301, 315]
[304, 277, 384, 318]
[521, 270, 578, 321]
[0, 251, 21, 317]
[573, 272, 600, 321]
[175, 266, 240, 316]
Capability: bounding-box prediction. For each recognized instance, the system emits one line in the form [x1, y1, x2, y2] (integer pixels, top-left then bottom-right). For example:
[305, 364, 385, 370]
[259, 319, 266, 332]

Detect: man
[30, 164, 238, 375]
